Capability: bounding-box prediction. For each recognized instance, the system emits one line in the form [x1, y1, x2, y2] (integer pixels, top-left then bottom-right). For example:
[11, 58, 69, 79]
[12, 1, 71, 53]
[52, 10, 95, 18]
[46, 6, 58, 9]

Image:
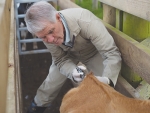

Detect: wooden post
[6, 1, 17, 113]
[116, 9, 123, 31]
[92, 0, 98, 9]
[0, 0, 12, 113]
[103, 4, 116, 27]
[99, 2, 103, 8]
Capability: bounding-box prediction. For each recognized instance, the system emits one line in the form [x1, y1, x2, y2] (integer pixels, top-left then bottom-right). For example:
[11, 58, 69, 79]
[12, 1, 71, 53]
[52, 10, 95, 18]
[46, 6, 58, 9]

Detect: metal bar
[14, 0, 58, 55]
[14, 2, 22, 54]
[15, 0, 56, 3]
[20, 49, 49, 55]
[20, 38, 42, 43]
[19, 27, 27, 31]
[18, 14, 25, 18]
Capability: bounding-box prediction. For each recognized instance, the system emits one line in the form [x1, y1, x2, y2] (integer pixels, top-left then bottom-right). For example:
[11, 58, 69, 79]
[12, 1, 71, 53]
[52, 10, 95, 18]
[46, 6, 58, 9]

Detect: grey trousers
[34, 53, 104, 107]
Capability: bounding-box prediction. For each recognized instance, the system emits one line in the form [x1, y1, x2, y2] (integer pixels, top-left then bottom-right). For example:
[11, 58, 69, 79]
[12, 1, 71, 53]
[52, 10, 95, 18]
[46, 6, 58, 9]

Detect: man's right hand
[72, 66, 86, 83]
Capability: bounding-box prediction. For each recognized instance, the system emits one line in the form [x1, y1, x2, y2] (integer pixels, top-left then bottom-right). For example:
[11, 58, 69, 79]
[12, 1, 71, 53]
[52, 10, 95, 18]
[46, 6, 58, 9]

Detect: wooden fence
[0, 0, 16, 113]
[1, 0, 150, 113]
[99, 0, 150, 99]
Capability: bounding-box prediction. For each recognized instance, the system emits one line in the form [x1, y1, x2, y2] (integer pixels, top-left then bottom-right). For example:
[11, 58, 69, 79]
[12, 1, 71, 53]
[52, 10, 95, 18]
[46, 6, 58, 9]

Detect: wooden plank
[116, 9, 123, 31]
[103, 22, 150, 84]
[100, 0, 150, 21]
[92, 0, 98, 9]
[136, 80, 150, 99]
[134, 38, 150, 100]
[6, 1, 16, 113]
[0, 0, 12, 113]
[115, 75, 141, 99]
[103, 4, 116, 27]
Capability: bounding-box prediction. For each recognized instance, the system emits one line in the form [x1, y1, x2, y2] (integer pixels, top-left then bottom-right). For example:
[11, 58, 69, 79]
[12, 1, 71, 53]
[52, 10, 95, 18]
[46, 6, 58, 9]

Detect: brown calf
[60, 72, 150, 113]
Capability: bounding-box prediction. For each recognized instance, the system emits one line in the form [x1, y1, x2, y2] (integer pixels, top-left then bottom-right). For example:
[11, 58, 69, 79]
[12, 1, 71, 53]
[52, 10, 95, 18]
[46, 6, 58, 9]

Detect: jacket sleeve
[82, 10, 122, 85]
[44, 42, 77, 80]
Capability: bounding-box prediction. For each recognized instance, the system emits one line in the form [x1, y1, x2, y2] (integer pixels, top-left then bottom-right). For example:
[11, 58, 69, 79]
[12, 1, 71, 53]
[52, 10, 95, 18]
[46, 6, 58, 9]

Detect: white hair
[25, 1, 57, 34]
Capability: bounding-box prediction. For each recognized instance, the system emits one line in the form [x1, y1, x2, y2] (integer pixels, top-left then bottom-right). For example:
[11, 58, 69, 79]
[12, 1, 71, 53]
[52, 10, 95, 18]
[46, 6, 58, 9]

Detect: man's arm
[44, 42, 77, 80]
[80, 9, 122, 85]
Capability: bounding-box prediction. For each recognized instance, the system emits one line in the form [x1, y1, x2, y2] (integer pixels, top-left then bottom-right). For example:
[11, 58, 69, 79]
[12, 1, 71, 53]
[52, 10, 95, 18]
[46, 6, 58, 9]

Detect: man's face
[35, 13, 64, 46]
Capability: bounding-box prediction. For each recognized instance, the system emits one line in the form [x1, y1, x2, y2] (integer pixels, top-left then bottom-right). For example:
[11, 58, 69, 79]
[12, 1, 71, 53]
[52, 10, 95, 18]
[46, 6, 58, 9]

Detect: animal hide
[60, 72, 150, 113]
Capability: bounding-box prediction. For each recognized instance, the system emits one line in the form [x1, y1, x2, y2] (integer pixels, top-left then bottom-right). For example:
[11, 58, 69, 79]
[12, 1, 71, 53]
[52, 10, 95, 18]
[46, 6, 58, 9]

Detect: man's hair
[25, 1, 57, 34]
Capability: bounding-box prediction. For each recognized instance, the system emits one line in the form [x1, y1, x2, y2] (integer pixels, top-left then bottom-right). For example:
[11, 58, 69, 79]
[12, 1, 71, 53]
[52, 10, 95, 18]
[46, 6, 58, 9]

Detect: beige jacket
[44, 8, 122, 85]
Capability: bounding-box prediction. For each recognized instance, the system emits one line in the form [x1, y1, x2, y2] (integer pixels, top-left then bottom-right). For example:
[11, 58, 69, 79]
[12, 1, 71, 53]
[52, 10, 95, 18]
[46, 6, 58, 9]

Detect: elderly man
[25, 1, 122, 113]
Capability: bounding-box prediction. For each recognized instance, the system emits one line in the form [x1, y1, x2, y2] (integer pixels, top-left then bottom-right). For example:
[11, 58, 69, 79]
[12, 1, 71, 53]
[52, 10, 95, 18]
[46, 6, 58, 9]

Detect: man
[25, 1, 122, 113]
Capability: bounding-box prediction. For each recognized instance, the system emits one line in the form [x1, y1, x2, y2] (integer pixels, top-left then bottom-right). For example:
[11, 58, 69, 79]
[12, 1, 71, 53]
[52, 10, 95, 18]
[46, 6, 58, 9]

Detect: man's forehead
[36, 24, 54, 38]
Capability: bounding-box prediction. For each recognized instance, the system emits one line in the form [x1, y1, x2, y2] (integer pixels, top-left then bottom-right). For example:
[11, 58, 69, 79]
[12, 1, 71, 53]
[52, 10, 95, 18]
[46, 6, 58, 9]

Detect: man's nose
[47, 35, 54, 43]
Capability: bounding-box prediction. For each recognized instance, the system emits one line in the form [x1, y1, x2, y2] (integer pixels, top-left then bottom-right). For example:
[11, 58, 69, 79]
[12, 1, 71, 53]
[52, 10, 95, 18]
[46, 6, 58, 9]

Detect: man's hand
[95, 76, 110, 84]
[72, 66, 86, 83]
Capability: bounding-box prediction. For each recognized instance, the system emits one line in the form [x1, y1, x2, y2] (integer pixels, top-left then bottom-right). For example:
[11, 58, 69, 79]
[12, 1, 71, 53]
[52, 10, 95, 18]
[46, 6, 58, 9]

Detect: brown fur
[60, 72, 150, 113]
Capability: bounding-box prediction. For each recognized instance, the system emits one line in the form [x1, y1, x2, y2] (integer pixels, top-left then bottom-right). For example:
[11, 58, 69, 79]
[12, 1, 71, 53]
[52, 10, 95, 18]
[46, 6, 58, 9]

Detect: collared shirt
[59, 13, 74, 47]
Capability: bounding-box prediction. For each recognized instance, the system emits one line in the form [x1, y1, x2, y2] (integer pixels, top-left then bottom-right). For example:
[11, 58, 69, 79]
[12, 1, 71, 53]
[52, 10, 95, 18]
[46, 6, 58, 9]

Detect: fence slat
[0, 0, 13, 113]
[103, 4, 116, 27]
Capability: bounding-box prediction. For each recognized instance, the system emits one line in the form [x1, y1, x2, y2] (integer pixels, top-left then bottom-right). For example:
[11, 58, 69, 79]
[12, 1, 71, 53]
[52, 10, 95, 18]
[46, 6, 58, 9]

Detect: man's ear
[56, 13, 61, 21]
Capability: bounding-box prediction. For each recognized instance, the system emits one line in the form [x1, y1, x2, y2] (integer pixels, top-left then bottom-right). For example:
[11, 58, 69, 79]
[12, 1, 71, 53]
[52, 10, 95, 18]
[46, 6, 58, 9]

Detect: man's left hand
[95, 76, 110, 84]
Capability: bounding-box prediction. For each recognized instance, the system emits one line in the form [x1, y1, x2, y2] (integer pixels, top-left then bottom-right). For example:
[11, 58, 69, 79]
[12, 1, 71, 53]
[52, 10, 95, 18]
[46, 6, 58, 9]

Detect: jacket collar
[59, 11, 81, 42]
